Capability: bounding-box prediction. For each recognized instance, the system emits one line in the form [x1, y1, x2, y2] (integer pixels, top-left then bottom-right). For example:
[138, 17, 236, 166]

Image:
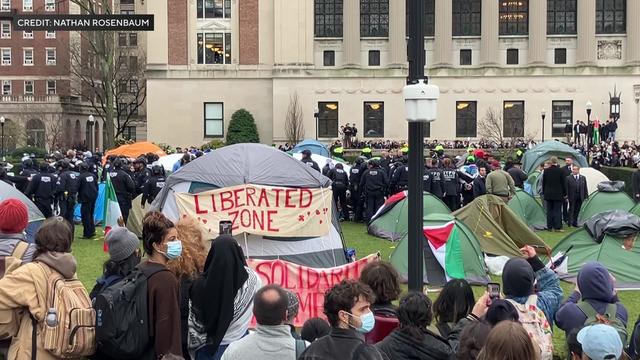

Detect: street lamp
[541, 109, 546, 142]
[0, 116, 5, 161]
[88, 115, 95, 152]
[313, 107, 319, 141]
[586, 101, 592, 148]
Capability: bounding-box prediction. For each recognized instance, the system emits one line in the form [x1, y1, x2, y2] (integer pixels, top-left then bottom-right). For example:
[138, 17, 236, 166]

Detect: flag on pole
[103, 175, 122, 252]
[424, 221, 465, 280]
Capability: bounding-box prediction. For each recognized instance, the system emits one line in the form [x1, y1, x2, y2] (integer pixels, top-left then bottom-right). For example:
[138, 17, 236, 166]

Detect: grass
[72, 223, 640, 358]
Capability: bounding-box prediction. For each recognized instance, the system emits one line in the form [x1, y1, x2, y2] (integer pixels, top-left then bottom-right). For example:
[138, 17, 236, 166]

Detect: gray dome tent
[153, 143, 347, 268]
[0, 181, 45, 242]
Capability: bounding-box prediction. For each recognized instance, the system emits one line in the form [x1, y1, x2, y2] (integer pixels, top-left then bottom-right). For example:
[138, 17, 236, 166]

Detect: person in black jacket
[507, 162, 528, 189]
[78, 162, 99, 238]
[423, 158, 444, 198]
[328, 163, 350, 220]
[565, 165, 588, 227]
[300, 150, 320, 172]
[133, 157, 151, 197]
[633, 162, 640, 203]
[541, 156, 567, 231]
[109, 158, 136, 223]
[441, 158, 460, 211]
[141, 165, 166, 207]
[389, 159, 408, 195]
[561, 158, 574, 226]
[472, 166, 487, 199]
[360, 160, 388, 222]
[56, 160, 80, 231]
[350, 158, 366, 222]
[25, 163, 56, 218]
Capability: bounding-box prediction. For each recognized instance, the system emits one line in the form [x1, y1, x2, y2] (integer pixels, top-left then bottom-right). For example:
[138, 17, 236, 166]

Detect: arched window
[547, 0, 577, 35]
[360, 0, 389, 37]
[1, 118, 17, 152]
[596, 0, 625, 34]
[315, 0, 343, 37]
[26, 118, 46, 149]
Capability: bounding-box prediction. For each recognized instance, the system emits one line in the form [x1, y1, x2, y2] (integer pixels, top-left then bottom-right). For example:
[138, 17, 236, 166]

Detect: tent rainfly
[577, 185, 634, 226]
[521, 140, 588, 175]
[508, 189, 547, 230]
[292, 139, 331, 158]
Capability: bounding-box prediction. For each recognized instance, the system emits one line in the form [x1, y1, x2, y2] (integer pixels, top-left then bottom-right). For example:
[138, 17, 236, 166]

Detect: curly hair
[323, 280, 375, 327]
[167, 217, 207, 279]
[359, 261, 401, 304]
[142, 211, 174, 255]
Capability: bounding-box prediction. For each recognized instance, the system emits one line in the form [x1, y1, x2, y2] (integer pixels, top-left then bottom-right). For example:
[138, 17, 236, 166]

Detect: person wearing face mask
[299, 280, 390, 360]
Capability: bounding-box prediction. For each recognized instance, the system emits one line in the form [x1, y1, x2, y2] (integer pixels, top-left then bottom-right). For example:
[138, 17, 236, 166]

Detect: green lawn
[72, 223, 639, 358]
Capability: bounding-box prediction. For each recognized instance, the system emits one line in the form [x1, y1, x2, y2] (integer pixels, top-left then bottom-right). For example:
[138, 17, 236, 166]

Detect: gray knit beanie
[106, 227, 140, 262]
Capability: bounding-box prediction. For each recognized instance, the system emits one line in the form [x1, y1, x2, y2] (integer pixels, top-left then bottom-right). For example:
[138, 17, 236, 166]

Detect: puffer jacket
[0, 252, 78, 360]
[376, 329, 452, 360]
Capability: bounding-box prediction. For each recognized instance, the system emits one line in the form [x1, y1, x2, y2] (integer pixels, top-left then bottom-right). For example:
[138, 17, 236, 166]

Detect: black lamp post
[88, 115, 95, 152]
[314, 107, 319, 141]
[541, 109, 546, 142]
[0, 116, 4, 161]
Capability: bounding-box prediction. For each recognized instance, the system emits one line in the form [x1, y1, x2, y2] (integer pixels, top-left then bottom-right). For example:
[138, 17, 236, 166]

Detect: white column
[528, 0, 546, 65]
[387, 0, 406, 66]
[259, 0, 274, 65]
[343, 0, 360, 66]
[433, 0, 452, 67]
[480, 0, 499, 66]
[576, 0, 596, 66]
[146, 0, 168, 66]
[626, 0, 640, 65]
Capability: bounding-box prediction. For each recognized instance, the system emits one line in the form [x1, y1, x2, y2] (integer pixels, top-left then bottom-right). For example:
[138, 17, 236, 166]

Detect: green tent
[508, 189, 547, 230]
[577, 191, 635, 226]
[525, 170, 542, 197]
[521, 141, 588, 175]
[453, 195, 549, 257]
[390, 213, 489, 286]
[630, 203, 640, 217]
[368, 191, 451, 241]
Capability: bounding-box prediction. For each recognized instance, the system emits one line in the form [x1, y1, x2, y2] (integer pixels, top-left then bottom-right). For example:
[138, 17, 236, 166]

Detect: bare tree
[478, 107, 537, 157]
[44, 114, 67, 151]
[284, 92, 305, 145]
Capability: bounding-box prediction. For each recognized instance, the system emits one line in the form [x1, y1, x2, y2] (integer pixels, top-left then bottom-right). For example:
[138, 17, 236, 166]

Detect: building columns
[528, 0, 546, 65]
[576, 0, 596, 66]
[627, 0, 640, 65]
[388, 0, 406, 67]
[433, 0, 452, 67]
[343, 0, 360, 66]
[480, 0, 499, 66]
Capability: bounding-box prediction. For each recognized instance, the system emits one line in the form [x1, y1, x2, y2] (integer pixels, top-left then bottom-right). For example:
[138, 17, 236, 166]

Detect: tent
[389, 213, 489, 286]
[521, 141, 588, 175]
[524, 170, 541, 197]
[577, 187, 635, 226]
[552, 211, 640, 289]
[152, 143, 347, 268]
[73, 183, 106, 225]
[292, 139, 331, 158]
[126, 194, 147, 238]
[157, 153, 184, 174]
[579, 167, 610, 195]
[291, 153, 351, 175]
[453, 195, 549, 257]
[0, 181, 45, 242]
[630, 203, 640, 218]
[104, 142, 166, 163]
[368, 191, 451, 241]
[507, 189, 547, 230]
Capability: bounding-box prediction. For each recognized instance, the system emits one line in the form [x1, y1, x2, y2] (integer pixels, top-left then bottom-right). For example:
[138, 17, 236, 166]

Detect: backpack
[577, 300, 628, 345]
[628, 315, 640, 360]
[294, 339, 306, 359]
[506, 296, 553, 360]
[0, 242, 29, 340]
[35, 261, 96, 358]
[93, 263, 167, 359]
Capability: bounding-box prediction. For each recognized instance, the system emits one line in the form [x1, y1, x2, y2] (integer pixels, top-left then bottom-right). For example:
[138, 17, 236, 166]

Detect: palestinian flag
[424, 221, 465, 280]
[102, 175, 122, 252]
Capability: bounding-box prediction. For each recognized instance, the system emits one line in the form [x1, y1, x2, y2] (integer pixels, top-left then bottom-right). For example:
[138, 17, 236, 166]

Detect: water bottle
[45, 308, 58, 327]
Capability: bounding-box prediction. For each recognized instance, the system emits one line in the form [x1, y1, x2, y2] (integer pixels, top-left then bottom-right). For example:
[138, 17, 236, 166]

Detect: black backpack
[93, 263, 167, 359]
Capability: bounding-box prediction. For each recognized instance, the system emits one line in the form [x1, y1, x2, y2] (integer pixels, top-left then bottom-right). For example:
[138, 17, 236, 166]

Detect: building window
[318, 102, 339, 138]
[506, 48, 519, 64]
[364, 102, 384, 137]
[453, 0, 481, 36]
[456, 101, 477, 137]
[1, 21, 10, 39]
[45, 31, 55, 39]
[1, 48, 10, 66]
[45, 0, 55, 11]
[503, 101, 525, 137]
[23, 0, 32, 11]
[547, 0, 576, 34]
[46, 48, 56, 65]
[197, 32, 232, 65]
[0, 0, 9, 11]
[119, 80, 128, 93]
[24, 80, 33, 95]
[130, 104, 138, 115]
[554, 48, 567, 64]
[499, 0, 528, 35]
[596, 0, 626, 34]
[360, 0, 389, 37]
[23, 48, 33, 65]
[197, 0, 231, 19]
[425, 0, 435, 37]
[129, 33, 137, 46]
[552, 101, 572, 137]
[460, 49, 472, 65]
[118, 33, 127, 46]
[23, 31, 33, 39]
[323, 50, 335, 66]
[120, 9, 134, 15]
[2, 80, 10, 95]
[123, 126, 137, 141]
[118, 102, 127, 115]
[129, 56, 138, 71]
[423, 124, 431, 138]
[315, 0, 343, 37]
[204, 102, 224, 137]
[368, 50, 380, 66]
[129, 79, 138, 93]
[26, 119, 45, 148]
[46, 80, 56, 95]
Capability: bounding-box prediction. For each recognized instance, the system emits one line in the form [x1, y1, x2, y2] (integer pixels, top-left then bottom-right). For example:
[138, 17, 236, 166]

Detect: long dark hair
[103, 252, 140, 278]
[397, 292, 433, 342]
[433, 279, 475, 324]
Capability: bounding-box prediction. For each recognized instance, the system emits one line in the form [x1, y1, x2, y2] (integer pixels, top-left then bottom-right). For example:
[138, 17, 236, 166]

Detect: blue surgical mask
[164, 240, 183, 260]
[347, 311, 375, 333]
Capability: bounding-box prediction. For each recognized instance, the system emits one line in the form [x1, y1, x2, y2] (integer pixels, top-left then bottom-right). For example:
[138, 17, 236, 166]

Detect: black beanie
[502, 258, 535, 298]
[301, 317, 330, 343]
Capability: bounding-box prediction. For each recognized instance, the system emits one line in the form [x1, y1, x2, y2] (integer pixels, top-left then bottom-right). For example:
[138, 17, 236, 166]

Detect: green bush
[601, 166, 635, 197]
[226, 109, 260, 145]
[11, 146, 47, 159]
[201, 139, 226, 150]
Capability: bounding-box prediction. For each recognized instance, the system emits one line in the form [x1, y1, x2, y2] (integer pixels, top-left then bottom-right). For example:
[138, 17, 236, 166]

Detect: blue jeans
[195, 344, 228, 360]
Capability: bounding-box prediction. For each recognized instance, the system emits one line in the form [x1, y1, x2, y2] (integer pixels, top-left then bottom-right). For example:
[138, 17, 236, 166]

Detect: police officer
[101, 155, 116, 182]
[56, 160, 80, 229]
[441, 158, 460, 211]
[25, 163, 57, 218]
[349, 157, 366, 222]
[133, 157, 151, 197]
[360, 159, 388, 221]
[361, 144, 373, 159]
[300, 150, 320, 172]
[109, 158, 136, 223]
[78, 162, 98, 239]
[17, 158, 38, 193]
[389, 157, 409, 195]
[423, 158, 444, 198]
[328, 163, 350, 220]
[141, 165, 166, 207]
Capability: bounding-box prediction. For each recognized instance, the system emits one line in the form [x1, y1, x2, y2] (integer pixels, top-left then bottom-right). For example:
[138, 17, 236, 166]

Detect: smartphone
[219, 220, 233, 235]
[487, 282, 501, 300]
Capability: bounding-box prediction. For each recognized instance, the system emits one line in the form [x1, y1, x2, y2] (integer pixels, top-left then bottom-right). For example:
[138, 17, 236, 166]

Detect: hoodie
[376, 329, 452, 360]
[555, 262, 628, 334]
[36, 252, 77, 279]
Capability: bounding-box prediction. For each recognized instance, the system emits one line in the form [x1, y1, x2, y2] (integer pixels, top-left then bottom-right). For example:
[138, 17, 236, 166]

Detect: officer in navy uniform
[141, 165, 166, 207]
[349, 157, 366, 222]
[56, 160, 80, 230]
[25, 163, 57, 218]
[360, 159, 388, 222]
[78, 162, 98, 238]
[327, 163, 350, 220]
[109, 158, 136, 223]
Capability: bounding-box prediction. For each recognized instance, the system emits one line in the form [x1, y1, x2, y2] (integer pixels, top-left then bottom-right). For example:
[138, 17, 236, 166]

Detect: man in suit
[574, 121, 581, 145]
[542, 156, 567, 231]
[566, 165, 588, 227]
[561, 158, 573, 226]
[472, 166, 487, 198]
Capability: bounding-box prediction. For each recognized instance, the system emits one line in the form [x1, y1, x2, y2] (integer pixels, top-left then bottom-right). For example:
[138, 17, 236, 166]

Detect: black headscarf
[190, 235, 248, 351]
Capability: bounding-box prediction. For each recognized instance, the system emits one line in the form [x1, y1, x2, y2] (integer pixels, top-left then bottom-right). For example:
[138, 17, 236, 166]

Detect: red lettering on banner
[253, 210, 264, 231]
[233, 188, 245, 208]
[240, 209, 251, 228]
[220, 191, 235, 211]
[285, 189, 296, 208]
[267, 210, 278, 232]
[258, 189, 270, 207]
[228, 210, 240, 230]
[299, 189, 313, 208]
[255, 262, 272, 284]
[246, 187, 257, 207]
[210, 194, 218, 212]
[194, 195, 208, 214]
[273, 188, 283, 207]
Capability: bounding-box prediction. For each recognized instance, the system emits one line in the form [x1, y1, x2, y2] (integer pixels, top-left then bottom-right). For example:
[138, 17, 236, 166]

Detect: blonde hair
[476, 321, 539, 360]
[167, 217, 207, 279]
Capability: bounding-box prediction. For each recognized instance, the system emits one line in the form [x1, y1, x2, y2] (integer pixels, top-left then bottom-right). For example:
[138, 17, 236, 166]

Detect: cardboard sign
[175, 184, 333, 237]
[248, 254, 379, 327]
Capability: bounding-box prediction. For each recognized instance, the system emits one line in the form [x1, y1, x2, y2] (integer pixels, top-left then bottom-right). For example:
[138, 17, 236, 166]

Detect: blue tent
[521, 141, 588, 175]
[292, 139, 330, 158]
[73, 183, 106, 224]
